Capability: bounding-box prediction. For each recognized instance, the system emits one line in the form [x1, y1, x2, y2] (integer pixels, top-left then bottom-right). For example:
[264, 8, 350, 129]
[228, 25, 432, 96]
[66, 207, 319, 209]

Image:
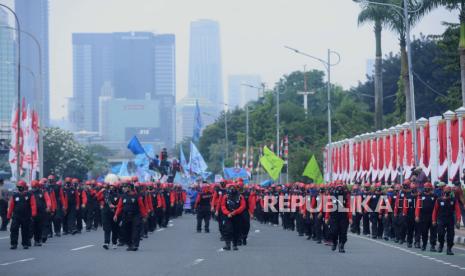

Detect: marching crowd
[1, 173, 464, 256]
[191, 176, 464, 255]
[0, 176, 186, 251]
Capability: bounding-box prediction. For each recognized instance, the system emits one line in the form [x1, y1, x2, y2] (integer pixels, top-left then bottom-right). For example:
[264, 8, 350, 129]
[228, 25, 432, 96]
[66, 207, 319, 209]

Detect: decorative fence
[323, 107, 465, 185]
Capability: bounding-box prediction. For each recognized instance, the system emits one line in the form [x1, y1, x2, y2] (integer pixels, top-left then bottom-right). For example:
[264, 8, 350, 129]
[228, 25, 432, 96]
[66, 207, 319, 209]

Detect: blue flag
[180, 146, 189, 176]
[189, 141, 208, 175]
[192, 100, 202, 143]
[223, 167, 250, 180]
[127, 136, 146, 155]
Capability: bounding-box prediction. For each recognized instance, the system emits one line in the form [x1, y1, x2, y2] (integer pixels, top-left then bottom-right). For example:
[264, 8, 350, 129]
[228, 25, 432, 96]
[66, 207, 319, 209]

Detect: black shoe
[407, 243, 412, 248]
[446, 247, 454, 255]
[71, 230, 78, 235]
[223, 241, 231, 251]
[372, 235, 377, 239]
[307, 236, 312, 240]
[55, 233, 61, 237]
[48, 234, 52, 238]
[42, 238, 47, 243]
[421, 245, 426, 251]
[339, 244, 345, 253]
[384, 237, 389, 241]
[126, 246, 135, 251]
[117, 242, 125, 247]
[331, 244, 337, 251]
[394, 239, 399, 243]
[63, 232, 68, 235]
[197, 229, 201, 233]
[242, 239, 247, 245]
[103, 244, 109, 250]
[205, 229, 209, 233]
[10, 245, 17, 250]
[233, 246, 238, 251]
[317, 240, 322, 244]
[399, 240, 404, 245]
[298, 233, 304, 237]
[86, 229, 91, 232]
[414, 242, 420, 249]
[34, 241, 42, 247]
[237, 240, 242, 246]
[430, 245, 436, 252]
[23, 245, 29, 249]
[438, 245, 443, 253]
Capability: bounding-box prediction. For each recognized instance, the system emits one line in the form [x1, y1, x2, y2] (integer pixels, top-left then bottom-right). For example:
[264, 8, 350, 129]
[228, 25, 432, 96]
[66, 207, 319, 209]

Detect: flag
[242, 151, 246, 168]
[180, 146, 189, 176]
[284, 136, 289, 165]
[189, 142, 208, 175]
[9, 102, 19, 180]
[234, 152, 240, 168]
[259, 146, 284, 180]
[302, 155, 324, 184]
[127, 136, 146, 155]
[192, 100, 202, 143]
[224, 167, 250, 180]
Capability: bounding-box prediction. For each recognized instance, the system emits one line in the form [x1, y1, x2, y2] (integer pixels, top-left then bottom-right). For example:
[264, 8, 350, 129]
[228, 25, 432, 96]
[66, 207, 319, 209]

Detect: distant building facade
[227, 74, 261, 109]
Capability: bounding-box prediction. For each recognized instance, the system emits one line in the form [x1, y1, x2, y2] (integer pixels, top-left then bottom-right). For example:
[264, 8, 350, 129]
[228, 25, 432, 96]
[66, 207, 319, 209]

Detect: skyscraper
[15, 0, 50, 126]
[0, 9, 16, 135]
[188, 19, 223, 108]
[70, 32, 176, 148]
[228, 75, 262, 109]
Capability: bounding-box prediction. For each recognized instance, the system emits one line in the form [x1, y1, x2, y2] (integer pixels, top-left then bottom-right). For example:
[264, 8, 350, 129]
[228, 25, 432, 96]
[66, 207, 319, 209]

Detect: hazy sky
[1, 0, 456, 120]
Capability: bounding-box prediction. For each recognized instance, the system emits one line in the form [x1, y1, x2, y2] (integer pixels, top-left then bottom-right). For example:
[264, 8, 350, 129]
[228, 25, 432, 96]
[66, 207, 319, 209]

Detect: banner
[223, 167, 249, 180]
[303, 155, 324, 184]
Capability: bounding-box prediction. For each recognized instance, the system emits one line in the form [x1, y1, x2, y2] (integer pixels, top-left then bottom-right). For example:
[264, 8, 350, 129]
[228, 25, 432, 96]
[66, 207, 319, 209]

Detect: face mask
[17, 186, 24, 192]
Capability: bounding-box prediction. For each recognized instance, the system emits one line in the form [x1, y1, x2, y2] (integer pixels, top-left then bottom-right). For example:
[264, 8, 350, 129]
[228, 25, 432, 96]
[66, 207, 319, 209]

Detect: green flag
[302, 155, 324, 184]
[259, 146, 284, 180]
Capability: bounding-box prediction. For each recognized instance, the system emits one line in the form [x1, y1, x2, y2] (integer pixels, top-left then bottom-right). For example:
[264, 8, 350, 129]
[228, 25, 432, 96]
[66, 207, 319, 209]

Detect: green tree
[422, 0, 465, 106]
[355, 0, 391, 129]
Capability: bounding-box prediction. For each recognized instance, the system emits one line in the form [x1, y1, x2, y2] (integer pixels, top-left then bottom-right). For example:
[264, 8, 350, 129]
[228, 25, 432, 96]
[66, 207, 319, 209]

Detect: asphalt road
[1, 215, 465, 276]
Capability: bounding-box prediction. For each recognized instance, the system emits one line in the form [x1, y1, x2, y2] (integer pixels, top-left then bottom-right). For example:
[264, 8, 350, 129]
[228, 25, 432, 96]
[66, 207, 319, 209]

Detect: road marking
[156, 228, 165, 232]
[351, 234, 465, 271]
[1, 258, 35, 266]
[217, 248, 224, 252]
[254, 229, 260, 233]
[168, 224, 174, 227]
[191, 258, 204, 265]
[0, 236, 9, 240]
[71, 245, 94, 251]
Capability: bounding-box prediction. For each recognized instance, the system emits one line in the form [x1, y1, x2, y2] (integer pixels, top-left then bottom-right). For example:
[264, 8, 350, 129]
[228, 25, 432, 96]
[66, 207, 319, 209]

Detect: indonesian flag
[22, 105, 34, 172]
[8, 103, 19, 180]
[450, 119, 460, 180]
[391, 133, 398, 182]
[31, 110, 40, 177]
[438, 121, 447, 178]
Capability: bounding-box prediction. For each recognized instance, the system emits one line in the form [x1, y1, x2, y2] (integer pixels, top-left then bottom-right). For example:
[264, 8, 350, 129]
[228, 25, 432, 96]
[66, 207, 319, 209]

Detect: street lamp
[285, 46, 341, 182]
[0, 4, 21, 182]
[1, 25, 44, 178]
[357, 0, 422, 166]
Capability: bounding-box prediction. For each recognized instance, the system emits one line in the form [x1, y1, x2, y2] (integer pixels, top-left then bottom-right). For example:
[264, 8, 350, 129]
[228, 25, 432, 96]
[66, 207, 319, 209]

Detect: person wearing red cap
[61, 177, 80, 235]
[194, 185, 213, 233]
[30, 180, 52, 246]
[0, 178, 9, 231]
[213, 181, 227, 240]
[82, 181, 97, 232]
[414, 182, 437, 251]
[8, 180, 37, 249]
[113, 181, 148, 251]
[350, 184, 363, 235]
[220, 184, 246, 250]
[367, 183, 383, 239]
[325, 183, 352, 253]
[47, 175, 64, 236]
[361, 183, 371, 236]
[432, 186, 462, 255]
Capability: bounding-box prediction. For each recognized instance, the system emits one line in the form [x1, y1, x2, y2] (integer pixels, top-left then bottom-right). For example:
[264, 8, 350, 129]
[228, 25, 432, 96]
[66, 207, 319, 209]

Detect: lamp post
[358, 0, 422, 166]
[285, 46, 341, 182]
[0, 4, 21, 181]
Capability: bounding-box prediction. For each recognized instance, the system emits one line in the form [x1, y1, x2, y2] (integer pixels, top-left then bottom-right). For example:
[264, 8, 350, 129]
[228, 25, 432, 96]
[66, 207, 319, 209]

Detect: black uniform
[195, 191, 212, 232]
[9, 191, 36, 248]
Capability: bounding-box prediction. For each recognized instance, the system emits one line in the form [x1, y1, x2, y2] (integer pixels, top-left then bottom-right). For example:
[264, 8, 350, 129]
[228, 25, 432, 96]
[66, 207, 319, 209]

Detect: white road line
[1, 258, 35, 266]
[71, 245, 94, 251]
[168, 224, 174, 227]
[156, 228, 165, 232]
[254, 229, 260, 233]
[191, 258, 204, 265]
[351, 234, 465, 271]
[0, 236, 9, 240]
[217, 248, 224, 252]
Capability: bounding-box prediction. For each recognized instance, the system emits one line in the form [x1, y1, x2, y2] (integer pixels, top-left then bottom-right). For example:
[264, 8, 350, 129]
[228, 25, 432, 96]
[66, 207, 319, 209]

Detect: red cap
[65, 177, 72, 183]
[48, 175, 55, 180]
[131, 176, 139, 182]
[31, 180, 40, 188]
[17, 180, 27, 187]
[72, 178, 79, 184]
[85, 181, 92, 186]
[424, 182, 433, 189]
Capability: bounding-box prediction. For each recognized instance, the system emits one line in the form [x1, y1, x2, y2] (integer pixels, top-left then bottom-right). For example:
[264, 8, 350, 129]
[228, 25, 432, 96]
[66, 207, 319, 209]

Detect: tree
[43, 127, 92, 180]
[422, 0, 465, 106]
[355, 0, 391, 129]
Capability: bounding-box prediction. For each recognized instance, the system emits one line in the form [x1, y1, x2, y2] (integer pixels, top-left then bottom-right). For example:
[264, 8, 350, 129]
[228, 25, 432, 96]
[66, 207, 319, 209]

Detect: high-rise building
[69, 32, 176, 148]
[15, 0, 50, 126]
[181, 19, 223, 142]
[187, 19, 223, 109]
[228, 75, 261, 109]
[0, 9, 16, 137]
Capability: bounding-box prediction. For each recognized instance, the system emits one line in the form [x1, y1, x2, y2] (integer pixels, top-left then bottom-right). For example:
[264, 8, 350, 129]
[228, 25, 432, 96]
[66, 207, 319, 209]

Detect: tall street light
[0, 4, 21, 181]
[1, 25, 44, 178]
[285, 46, 341, 182]
[240, 83, 266, 167]
[358, 0, 422, 166]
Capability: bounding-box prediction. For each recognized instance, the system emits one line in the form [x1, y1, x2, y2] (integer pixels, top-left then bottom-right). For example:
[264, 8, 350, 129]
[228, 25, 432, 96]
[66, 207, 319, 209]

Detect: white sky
[0, 0, 457, 120]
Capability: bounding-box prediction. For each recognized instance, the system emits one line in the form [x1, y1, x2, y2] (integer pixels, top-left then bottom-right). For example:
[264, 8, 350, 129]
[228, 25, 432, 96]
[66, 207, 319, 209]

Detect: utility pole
[297, 65, 314, 118]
